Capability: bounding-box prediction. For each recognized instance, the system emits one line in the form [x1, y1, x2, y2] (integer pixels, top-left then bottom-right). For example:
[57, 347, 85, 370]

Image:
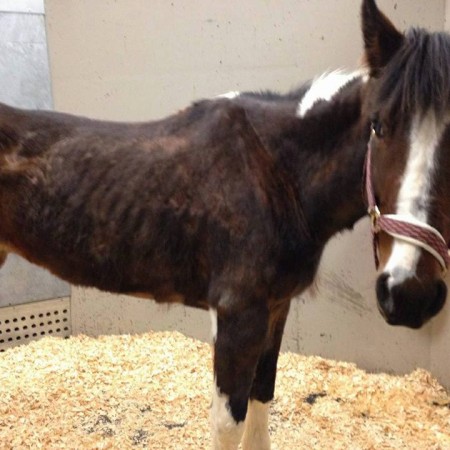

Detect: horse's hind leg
[241, 301, 291, 450]
[210, 303, 269, 450]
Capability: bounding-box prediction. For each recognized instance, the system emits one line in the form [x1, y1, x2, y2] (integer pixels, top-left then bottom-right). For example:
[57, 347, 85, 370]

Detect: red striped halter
[365, 128, 450, 273]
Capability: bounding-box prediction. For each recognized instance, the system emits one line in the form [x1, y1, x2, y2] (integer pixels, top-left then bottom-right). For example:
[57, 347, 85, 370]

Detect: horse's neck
[269, 85, 369, 242]
[303, 131, 368, 241]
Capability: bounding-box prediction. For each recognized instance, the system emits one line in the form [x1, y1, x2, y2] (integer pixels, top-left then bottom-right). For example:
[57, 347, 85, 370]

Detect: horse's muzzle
[376, 272, 447, 328]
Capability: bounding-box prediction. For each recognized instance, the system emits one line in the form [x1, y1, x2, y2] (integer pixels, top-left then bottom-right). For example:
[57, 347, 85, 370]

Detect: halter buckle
[368, 205, 381, 232]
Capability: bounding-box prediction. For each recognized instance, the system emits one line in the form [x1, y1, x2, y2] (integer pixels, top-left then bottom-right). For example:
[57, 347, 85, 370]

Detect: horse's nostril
[376, 273, 390, 305]
[376, 272, 396, 320]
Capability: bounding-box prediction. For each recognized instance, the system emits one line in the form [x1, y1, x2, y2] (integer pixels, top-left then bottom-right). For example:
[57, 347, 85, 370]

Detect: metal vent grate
[0, 298, 71, 351]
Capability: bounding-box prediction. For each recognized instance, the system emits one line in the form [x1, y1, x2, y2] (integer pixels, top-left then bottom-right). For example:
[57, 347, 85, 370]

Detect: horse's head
[362, 0, 450, 328]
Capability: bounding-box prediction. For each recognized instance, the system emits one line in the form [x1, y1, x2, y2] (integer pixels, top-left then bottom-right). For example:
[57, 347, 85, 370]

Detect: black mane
[239, 82, 312, 103]
[379, 28, 450, 121]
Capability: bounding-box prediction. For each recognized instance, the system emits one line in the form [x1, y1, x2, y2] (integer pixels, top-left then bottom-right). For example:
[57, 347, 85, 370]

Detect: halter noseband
[365, 129, 450, 273]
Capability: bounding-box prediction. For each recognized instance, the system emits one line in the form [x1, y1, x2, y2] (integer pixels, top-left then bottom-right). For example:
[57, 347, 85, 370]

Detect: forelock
[376, 28, 450, 124]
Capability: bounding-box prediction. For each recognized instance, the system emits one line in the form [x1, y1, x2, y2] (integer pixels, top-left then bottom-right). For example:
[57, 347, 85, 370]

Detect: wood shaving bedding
[0, 331, 448, 449]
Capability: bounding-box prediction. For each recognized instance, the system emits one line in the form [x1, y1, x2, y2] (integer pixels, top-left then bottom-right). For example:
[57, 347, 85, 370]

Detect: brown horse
[0, 1, 449, 448]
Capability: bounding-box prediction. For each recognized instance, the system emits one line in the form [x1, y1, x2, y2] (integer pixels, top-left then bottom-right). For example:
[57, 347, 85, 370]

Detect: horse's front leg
[210, 303, 268, 450]
[241, 301, 290, 450]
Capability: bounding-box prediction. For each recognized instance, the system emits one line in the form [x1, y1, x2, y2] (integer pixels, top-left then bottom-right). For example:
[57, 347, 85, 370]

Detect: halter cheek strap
[365, 137, 450, 273]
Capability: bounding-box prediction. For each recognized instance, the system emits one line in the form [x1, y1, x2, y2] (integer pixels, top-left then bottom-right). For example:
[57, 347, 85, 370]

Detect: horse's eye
[371, 119, 384, 138]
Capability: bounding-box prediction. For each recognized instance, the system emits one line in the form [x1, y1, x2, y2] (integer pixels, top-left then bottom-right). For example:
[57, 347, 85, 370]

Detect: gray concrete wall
[0, 0, 70, 307]
[45, 0, 450, 386]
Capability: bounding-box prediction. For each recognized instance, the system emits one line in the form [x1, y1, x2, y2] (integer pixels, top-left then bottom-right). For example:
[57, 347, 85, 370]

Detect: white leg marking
[384, 112, 447, 285]
[210, 382, 245, 450]
[297, 70, 366, 118]
[241, 400, 271, 450]
[209, 308, 218, 342]
[216, 91, 241, 99]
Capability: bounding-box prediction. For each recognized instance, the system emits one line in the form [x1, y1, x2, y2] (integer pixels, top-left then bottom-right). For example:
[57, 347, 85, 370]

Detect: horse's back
[0, 99, 292, 306]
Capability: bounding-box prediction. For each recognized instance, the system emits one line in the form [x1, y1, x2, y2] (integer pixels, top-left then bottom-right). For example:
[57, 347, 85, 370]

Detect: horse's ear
[361, 0, 404, 75]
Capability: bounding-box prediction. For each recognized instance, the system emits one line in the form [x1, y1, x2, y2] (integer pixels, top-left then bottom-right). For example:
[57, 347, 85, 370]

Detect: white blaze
[384, 112, 447, 285]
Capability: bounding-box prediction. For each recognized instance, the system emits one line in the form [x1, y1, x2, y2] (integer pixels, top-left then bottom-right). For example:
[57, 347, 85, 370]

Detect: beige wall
[433, 0, 450, 388]
[447, 0, 450, 29]
[46, 0, 444, 121]
[45, 0, 450, 386]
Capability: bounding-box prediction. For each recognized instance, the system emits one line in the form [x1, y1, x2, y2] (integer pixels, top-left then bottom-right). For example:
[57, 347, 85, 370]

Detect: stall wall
[447, 0, 450, 29]
[432, 0, 450, 389]
[45, 0, 450, 386]
[0, 0, 70, 307]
